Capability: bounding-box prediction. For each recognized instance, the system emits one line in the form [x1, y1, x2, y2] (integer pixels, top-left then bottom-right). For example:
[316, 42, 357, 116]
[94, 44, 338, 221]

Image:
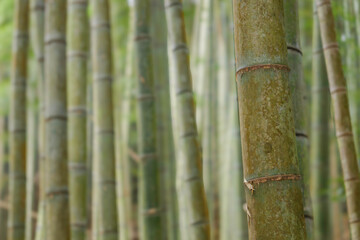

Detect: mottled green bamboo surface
[232, 0, 306, 239]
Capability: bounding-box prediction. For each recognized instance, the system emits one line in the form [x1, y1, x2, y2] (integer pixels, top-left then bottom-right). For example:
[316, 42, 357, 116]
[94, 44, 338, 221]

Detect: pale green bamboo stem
[165, 1, 211, 239]
[91, 0, 118, 239]
[67, 1, 89, 239]
[44, 0, 70, 239]
[316, 0, 360, 238]
[134, 0, 162, 238]
[310, 5, 331, 240]
[232, 0, 306, 238]
[8, 0, 30, 239]
[284, 0, 313, 237]
[0, 117, 8, 240]
[150, 0, 178, 239]
[115, 6, 135, 240]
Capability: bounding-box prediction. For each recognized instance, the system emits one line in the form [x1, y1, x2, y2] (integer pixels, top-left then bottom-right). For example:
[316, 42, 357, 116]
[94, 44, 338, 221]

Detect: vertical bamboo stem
[8, 0, 30, 239]
[310, 5, 331, 240]
[0, 117, 8, 240]
[67, 0, 89, 239]
[91, 0, 118, 238]
[165, 1, 210, 239]
[232, 0, 306, 238]
[316, 0, 360, 237]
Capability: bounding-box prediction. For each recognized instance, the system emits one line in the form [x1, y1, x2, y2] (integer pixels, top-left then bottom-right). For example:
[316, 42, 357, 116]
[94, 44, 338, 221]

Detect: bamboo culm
[232, 0, 306, 238]
[67, 0, 89, 239]
[150, 0, 179, 239]
[91, 0, 118, 238]
[8, 0, 30, 239]
[165, 0, 211, 239]
[310, 5, 331, 239]
[316, 0, 360, 238]
[283, 0, 313, 237]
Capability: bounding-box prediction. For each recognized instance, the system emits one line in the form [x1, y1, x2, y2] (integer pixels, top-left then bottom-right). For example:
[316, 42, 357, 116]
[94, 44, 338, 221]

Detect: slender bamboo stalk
[115, 6, 135, 240]
[44, 0, 70, 239]
[310, 5, 331, 240]
[165, 1, 210, 239]
[30, 0, 45, 239]
[134, 0, 162, 238]
[232, 0, 306, 238]
[150, 0, 178, 239]
[344, 0, 360, 161]
[0, 117, 8, 240]
[316, 0, 360, 238]
[8, 0, 30, 239]
[25, 69, 39, 240]
[91, 0, 118, 239]
[284, 0, 313, 237]
[67, 1, 88, 239]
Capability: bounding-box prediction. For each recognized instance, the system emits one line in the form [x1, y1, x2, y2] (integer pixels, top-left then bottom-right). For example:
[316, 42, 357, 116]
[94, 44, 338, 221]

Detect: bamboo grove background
[0, 0, 359, 239]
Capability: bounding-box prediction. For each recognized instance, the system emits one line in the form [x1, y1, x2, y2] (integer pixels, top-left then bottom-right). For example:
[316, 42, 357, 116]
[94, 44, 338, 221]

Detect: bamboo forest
[2, 0, 360, 239]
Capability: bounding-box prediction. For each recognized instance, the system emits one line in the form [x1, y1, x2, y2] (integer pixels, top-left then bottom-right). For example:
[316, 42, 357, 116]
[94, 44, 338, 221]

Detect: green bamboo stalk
[150, 0, 178, 239]
[284, 0, 313, 237]
[91, 0, 118, 239]
[344, 0, 360, 161]
[30, 0, 45, 239]
[232, 0, 306, 238]
[165, 1, 210, 239]
[44, 0, 70, 239]
[0, 117, 8, 240]
[134, 0, 162, 238]
[67, 1, 88, 239]
[8, 0, 30, 239]
[316, 0, 360, 238]
[310, 5, 331, 240]
[86, 80, 93, 240]
[25, 67, 39, 240]
[115, 6, 135, 240]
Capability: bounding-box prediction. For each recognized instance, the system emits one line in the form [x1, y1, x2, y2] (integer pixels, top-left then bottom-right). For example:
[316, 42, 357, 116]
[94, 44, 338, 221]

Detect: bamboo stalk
[44, 0, 70, 239]
[0, 117, 8, 240]
[30, 0, 46, 239]
[67, 1, 89, 239]
[232, 0, 306, 238]
[91, 0, 118, 238]
[134, 0, 162, 238]
[284, 0, 313, 237]
[8, 0, 30, 239]
[150, 0, 178, 239]
[316, 0, 360, 238]
[165, 1, 210, 239]
[310, 5, 331, 240]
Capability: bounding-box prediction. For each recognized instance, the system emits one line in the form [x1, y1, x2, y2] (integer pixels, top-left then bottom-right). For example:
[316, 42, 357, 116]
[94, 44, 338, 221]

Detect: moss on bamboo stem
[232, 0, 306, 239]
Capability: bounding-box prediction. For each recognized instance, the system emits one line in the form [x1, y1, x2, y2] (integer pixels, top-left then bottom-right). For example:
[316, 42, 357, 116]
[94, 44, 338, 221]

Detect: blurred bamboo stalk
[0, 117, 8, 240]
[316, 0, 360, 237]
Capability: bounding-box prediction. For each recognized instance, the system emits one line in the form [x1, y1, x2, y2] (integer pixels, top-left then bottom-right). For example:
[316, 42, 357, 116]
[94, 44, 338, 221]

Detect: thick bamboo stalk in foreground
[150, 0, 178, 238]
[134, 0, 162, 238]
[8, 0, 29, 239]
[91, 0, 118, 239]
[232, 0, 306, 238]
[67, 0, 88, 239]
[284, 0, 313, 237]
[165, 1, 210, 239]
[44, 0, 70, 239]
[316, 0, 360, 238]
[310, 6, 331, 239]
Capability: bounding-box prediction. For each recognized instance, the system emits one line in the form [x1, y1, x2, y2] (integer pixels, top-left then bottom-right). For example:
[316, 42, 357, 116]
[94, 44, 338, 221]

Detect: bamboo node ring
[236, 64, 290, 76]
[244, 174, 301, 193]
